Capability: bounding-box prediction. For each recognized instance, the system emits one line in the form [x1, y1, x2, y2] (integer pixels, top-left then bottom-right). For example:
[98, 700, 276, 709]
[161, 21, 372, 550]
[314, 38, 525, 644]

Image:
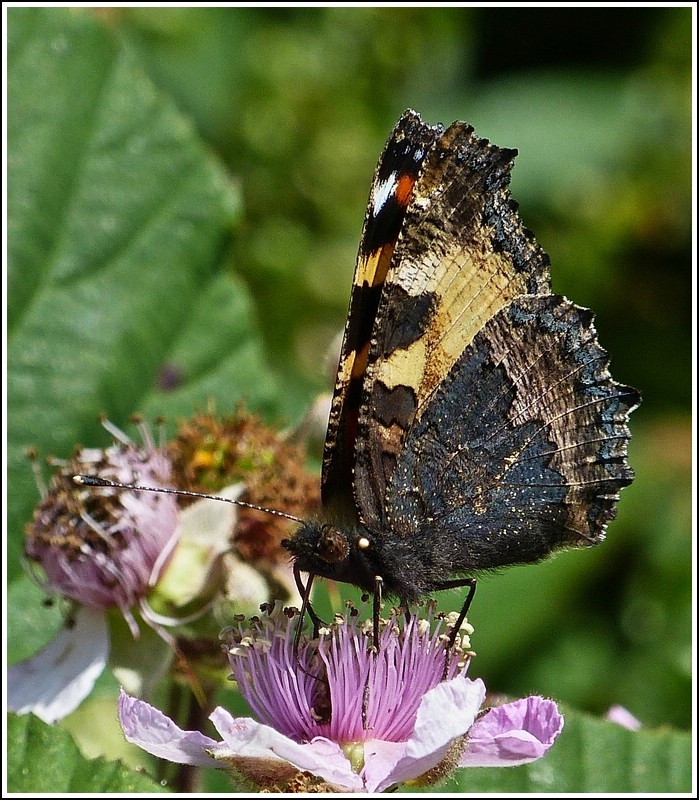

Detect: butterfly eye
[318, 525, 350, 564]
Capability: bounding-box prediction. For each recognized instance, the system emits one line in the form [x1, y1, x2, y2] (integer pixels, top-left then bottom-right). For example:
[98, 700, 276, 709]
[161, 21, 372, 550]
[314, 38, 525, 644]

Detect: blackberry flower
[9, 413, 316, 726]
[24, 420, 179, 635]
[119, 602, 563, 792]
[9, 420, 179, 723]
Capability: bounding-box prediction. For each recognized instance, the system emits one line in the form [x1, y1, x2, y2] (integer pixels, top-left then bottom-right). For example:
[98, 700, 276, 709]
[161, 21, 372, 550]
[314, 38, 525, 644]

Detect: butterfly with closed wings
[281, 109, 639, 642]
[78, 109, 639, 650]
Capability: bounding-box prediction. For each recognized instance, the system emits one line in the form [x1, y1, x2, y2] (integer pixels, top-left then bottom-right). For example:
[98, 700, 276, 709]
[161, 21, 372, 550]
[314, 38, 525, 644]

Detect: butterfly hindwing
[376, 294, 639, 597]
[285, 109, 638, 611]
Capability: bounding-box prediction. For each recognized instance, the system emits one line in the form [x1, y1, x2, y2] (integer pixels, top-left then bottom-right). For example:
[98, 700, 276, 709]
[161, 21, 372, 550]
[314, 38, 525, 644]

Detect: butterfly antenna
[72, 475, 304, 524]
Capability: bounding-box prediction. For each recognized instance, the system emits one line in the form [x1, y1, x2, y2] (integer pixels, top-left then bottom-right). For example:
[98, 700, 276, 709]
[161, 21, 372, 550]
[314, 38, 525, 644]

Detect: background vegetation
[7, 6, 692, 792]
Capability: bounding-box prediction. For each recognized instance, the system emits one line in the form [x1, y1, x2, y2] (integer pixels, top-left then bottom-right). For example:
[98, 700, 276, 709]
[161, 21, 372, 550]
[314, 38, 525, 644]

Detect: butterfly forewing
[320, 111, 441, 518]
[352, 118, 553, 529]
[288, 107, 637, 611]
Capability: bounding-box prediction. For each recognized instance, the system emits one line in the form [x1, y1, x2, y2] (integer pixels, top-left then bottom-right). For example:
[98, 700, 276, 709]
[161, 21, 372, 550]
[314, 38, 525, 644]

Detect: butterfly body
[282, 110, 639, 612]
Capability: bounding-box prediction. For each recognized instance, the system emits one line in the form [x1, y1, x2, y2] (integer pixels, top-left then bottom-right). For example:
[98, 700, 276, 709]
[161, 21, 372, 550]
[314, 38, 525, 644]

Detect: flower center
[222, 601, 473, 746]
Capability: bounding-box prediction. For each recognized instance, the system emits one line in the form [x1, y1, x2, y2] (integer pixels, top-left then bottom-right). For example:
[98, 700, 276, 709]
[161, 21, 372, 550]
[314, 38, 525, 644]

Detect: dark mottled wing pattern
[381, 295, 639, 597]
[321, 111, 441, 519]
[353, 118, 552, 530]
[319, 108, 638, 600]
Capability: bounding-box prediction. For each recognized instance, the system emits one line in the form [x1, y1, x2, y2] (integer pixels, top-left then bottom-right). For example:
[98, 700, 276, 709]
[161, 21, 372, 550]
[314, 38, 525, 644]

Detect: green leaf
[6, 575, 67, 664]
[136, 272, 280, 421]
[6, 8, 274, 584]
[6, 714, 167, 793]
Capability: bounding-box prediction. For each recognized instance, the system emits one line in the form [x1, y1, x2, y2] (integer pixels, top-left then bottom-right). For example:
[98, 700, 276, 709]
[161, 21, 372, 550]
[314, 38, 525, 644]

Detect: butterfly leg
[431, 577, 477, 679]
[371, 575, 384, 651]
[292, 564, 325, 651]
[433, 577, 477, 649]
[361, 574, 384, 731]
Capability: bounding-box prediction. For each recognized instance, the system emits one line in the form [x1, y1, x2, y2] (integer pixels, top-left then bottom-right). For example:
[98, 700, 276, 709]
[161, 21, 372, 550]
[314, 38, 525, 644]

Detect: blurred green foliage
[110, 7, 691, 415]
[109, 5, 692, 731]
[7, 5, 691, 778]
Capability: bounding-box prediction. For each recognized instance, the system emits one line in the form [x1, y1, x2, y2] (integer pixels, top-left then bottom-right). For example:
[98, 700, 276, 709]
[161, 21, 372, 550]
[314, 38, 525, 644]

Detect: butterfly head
[281, 520, 377, 593]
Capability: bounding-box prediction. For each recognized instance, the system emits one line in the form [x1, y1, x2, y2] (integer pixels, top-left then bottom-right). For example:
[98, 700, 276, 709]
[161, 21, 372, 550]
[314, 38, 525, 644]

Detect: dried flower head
[167, 410, 320, 605]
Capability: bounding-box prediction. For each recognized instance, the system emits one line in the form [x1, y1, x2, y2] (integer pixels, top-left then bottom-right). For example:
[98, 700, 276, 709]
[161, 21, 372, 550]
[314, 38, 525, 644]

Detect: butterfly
[77, 109, 639, 645]
[280, 109, 640, 639]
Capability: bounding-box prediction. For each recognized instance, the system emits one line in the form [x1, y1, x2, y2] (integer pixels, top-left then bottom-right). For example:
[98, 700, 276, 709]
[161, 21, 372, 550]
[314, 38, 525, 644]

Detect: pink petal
[118, 691, 219, 767]
[7, 606, 109, 724]
[605, 704, 641, 730]
[363, 674, 486, 793]
[459, 695, 563, 767]
[209, 708, 363, 791]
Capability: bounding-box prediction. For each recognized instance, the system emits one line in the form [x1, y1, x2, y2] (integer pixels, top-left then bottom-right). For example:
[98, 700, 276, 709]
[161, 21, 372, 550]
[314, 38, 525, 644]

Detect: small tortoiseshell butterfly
[80, 110, 639, 641]
[281, 109, 639, 634]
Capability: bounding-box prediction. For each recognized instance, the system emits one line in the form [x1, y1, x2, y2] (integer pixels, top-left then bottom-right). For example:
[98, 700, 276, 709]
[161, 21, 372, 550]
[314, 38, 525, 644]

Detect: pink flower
[23, 419, 179, 635]
[9, 413, 315, 726]
[119, 602, 563, 791]
[9, 420, 179, 723]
